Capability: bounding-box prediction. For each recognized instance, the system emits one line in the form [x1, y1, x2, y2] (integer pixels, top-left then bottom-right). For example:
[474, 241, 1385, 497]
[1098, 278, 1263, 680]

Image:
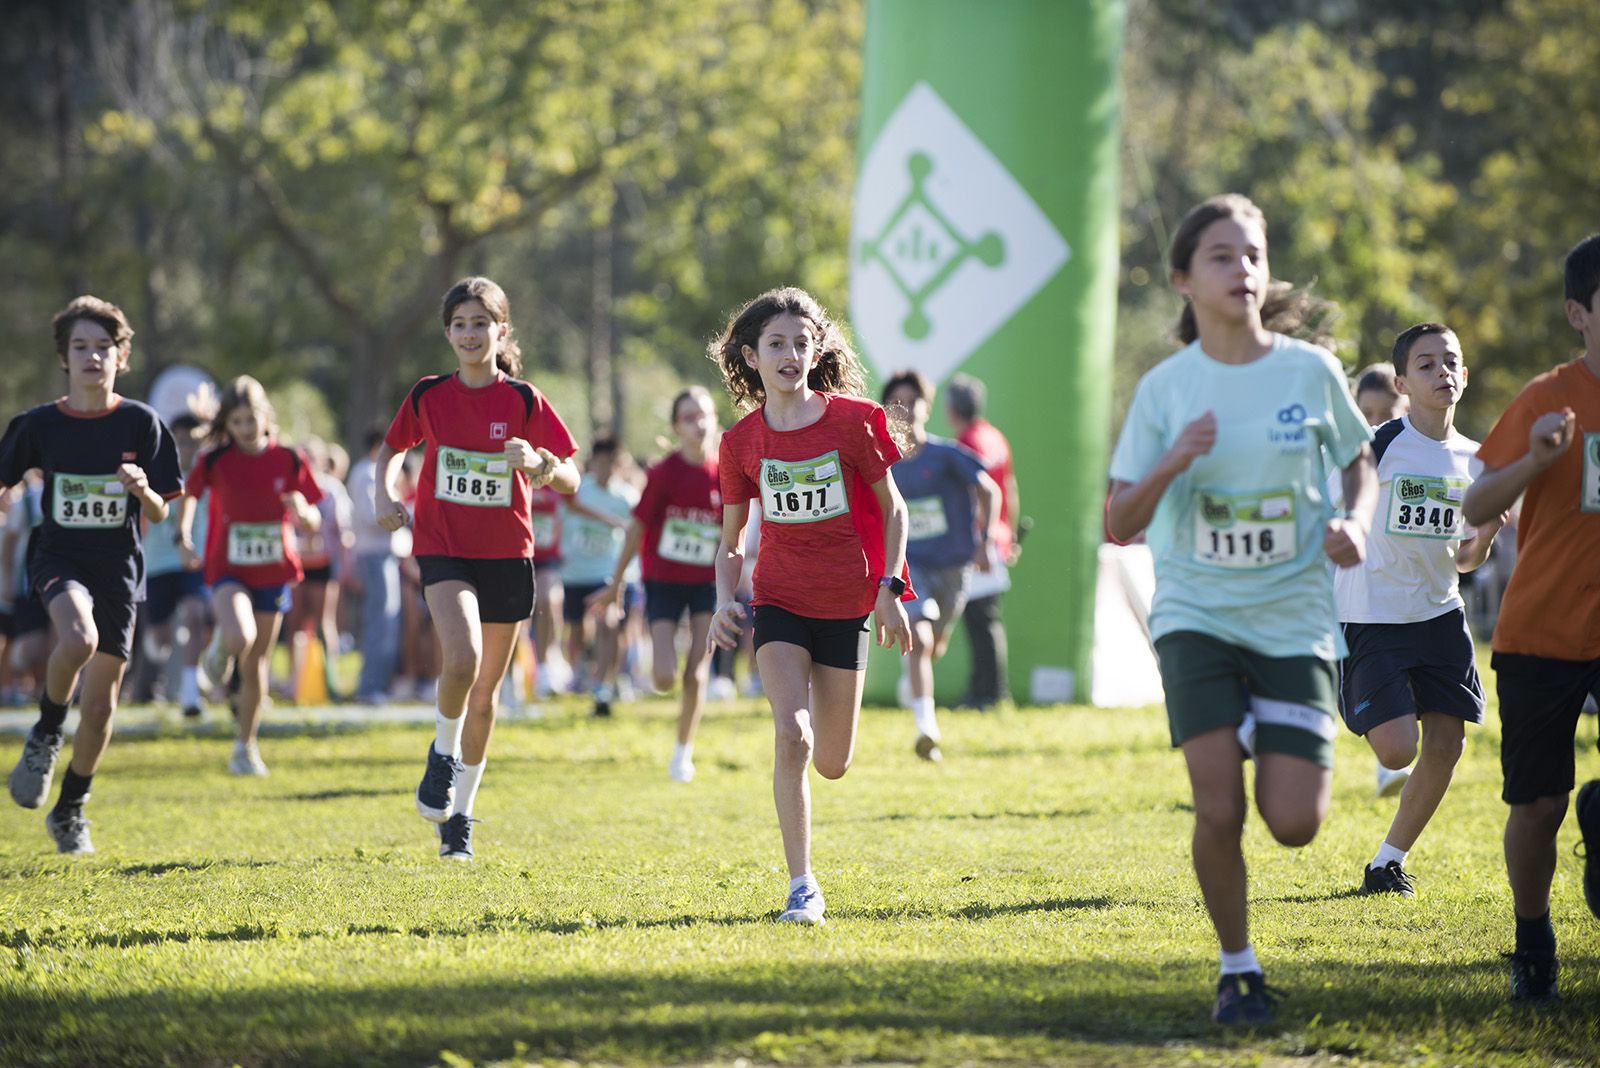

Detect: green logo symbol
[857, 153, 1005, 341]
[1200, 493, 1232, 526]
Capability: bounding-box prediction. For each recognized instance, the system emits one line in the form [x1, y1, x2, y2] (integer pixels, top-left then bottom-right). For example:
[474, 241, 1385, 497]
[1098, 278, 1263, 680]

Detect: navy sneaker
[1213, 971, 1281, 1025]
[438, 813, 476, 861]
[1361, 860, 1416, 898]
[415, 744, 460, 823]
[9, 727, 64, 809]
[1507, 951, 1559, 1002]
[1576, 779, 1599, 920]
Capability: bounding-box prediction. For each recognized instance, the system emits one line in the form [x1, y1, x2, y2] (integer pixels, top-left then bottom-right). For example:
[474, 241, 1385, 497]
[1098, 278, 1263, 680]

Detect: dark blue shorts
[212, 575, 293, 616]
[145, 569, 207, 626]
[644, 580, 716, 624]
[752, 604, 869, 672]
[1338, 608, 1484, 736]
[29, 549, 138, 660]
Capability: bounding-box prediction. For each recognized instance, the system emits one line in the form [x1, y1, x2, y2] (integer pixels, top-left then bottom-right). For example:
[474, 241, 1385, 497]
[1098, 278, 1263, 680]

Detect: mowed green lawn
[1, 689, 1597, 1068]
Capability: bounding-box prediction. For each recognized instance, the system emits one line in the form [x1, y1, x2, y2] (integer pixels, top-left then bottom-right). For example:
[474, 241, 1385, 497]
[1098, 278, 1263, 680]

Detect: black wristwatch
[878, 575, 906, 597]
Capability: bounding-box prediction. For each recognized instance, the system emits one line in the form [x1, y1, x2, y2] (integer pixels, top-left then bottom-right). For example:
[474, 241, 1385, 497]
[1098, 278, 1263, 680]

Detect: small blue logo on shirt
[1270, 404, 1309, 449]
[1277, 404, 1307, 424]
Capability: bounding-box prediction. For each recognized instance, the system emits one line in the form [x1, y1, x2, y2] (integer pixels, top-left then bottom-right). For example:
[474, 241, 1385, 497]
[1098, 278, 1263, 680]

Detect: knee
[1193, 798, 1247, 841]
[773, 715, 813, 763]
[814, 753, 852, 780]
[58, 621, 97, 665]
[222, 628, 252, 658]
[1512, 795, 1568, 834]
[1419, 724, 1465, 766]
[653, 665, 677, 693]
[439, 647, 481, 685]
[1371, 734, 1418, 770]
[1264, 812, 1321, 848]
[682, 656, 710, 688]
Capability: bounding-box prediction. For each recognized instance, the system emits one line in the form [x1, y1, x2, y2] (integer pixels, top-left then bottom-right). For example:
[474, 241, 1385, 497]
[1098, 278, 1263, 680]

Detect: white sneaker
[1377, 761, 1411, 798]
[228, 742, 269, 777]
[668, 748, 695, 783]
[777, 882, 826, 925]
[707, 676, 736, 702]
[197, 636, 233, 701]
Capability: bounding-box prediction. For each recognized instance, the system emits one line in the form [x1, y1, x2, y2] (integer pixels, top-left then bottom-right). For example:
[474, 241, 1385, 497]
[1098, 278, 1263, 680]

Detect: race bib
[1584, 434, 1600, 513]
[1386, 473, 1468, 539]
[759, 452, 849, 524]
[228, 522, 284, 566]
[571, 518, 617, 558]
[906, 496, 949, 541]
[1192, 488, 1297, 570]
[659, 516, 719, 566]
[436, 446, 512, 508]
[52, 473, 128, 529]
[531, 511, 557, 547]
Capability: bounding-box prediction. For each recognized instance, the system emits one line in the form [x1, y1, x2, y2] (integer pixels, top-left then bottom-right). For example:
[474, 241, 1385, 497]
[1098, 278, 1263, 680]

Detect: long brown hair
[708, 287, 867, 412]
[1168, 194, 1337, 349]
[441, 277, 522, 378]
[207, 375, 278, 449]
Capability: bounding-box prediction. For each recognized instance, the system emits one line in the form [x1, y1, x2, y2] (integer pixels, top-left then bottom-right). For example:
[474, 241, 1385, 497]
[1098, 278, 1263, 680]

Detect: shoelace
[24, 734, 62, 772]
[422, 750, 459, 794]
[441, 815, 478, 848]
[1384, 862, 1417, 893]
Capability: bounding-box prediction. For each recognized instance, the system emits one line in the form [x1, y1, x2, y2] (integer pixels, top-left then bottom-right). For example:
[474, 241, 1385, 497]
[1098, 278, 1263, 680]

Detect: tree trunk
[587, 215, 615, 435]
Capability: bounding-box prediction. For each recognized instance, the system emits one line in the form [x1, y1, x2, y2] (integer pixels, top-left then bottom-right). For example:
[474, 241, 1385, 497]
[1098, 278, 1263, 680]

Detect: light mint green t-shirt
[1109, 334, 1372, 660]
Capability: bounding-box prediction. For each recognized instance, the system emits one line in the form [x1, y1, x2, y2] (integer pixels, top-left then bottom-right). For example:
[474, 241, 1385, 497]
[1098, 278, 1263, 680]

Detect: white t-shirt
[1334, 415, 1482, 624]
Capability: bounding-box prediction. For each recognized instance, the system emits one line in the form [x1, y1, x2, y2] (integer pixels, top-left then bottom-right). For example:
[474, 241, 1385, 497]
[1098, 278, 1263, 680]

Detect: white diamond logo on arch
[851, 81, 1071, 382]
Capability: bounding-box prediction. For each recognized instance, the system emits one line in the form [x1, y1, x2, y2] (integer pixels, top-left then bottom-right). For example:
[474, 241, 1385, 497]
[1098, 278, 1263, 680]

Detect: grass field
[2, 691, 1597, 1068]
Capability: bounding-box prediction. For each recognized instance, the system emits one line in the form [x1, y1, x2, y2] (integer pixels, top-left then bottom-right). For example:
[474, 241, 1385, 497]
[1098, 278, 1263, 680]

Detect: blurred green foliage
[0, 0, 1590, 454]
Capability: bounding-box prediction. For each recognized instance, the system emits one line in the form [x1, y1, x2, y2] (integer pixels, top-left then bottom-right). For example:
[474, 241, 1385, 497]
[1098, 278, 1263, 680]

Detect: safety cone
[293, 630, 331, 706]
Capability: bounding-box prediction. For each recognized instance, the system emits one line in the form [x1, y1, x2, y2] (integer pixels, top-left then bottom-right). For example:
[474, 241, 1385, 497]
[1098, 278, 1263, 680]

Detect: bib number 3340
[1192, 489, 1297, 570]
[759, 452, 849, 524]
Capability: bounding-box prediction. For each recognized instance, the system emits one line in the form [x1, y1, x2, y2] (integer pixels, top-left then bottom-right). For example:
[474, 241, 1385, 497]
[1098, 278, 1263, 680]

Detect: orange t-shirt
[1476, 357, 1600, 660]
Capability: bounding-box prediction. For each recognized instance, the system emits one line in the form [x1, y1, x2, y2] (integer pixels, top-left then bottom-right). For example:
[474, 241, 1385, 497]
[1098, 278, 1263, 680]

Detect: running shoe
[182, 704, 203, 720]
[1377, 761, 1411, 798]
[1507, 951, 1559, 1002]
[668, 749, 695, 784]
[9, 727, 64, 809]
[914, 734, 942, 763]
[46, 805, 94, 855]
[438, 813, 476, 861]
[228, 742, 269, 777]
[777, 882, 826, 925]
[1577, 779, 1600, 920]
[592, 683, 614, 718]
[415, 743, 460, 823]
[1212, 971, 1281, 1025]
[1361, 860, 1416, 898]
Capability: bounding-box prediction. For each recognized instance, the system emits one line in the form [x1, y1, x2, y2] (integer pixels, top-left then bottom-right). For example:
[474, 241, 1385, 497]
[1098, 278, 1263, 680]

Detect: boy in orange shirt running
[1463, 233, 1600, 1001]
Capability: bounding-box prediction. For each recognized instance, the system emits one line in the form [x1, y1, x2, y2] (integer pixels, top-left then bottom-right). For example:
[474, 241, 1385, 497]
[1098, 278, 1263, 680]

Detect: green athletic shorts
[1153, 630, 1339, 768]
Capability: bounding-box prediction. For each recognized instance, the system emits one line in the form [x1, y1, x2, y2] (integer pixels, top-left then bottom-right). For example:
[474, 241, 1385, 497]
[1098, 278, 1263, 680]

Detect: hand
[116, 463, 149, 495]
[1528, 408, 1576, 469]
[875, 586, 914, 655]
[972, 539, 994, 573]
[710, 600, 747, 650]
[179, 542, 203, 571]
[375, 492, 409, 532]
[505, 437, 540, 474]
[1324, 516, 1367, 567]
[1162, 411, 1217, 475]
[585, 582, 624, 621]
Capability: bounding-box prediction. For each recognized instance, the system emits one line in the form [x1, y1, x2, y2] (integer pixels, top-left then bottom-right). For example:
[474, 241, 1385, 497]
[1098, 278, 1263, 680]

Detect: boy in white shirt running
[1335, 323, 1505, 896]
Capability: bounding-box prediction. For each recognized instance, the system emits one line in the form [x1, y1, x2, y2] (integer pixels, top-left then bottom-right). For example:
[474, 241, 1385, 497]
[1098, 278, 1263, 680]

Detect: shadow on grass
[849, 807, 1095, 824]
[1262, 887, 1366, 904]
[278, 787, 409, 802]
[2, 954, 1595, 1068]
[114, 859, 278, 877]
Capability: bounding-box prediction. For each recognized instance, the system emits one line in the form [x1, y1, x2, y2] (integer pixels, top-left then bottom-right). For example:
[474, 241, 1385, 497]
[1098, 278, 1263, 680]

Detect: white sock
[673, 742, 692, 763]
[912, 696, 939, 740]
[179, 668, 200, 706]
[435, 713, 464, 759]
[1219, 945, 1260, 977]
[1372, 842, 1408, 870]
[789, 872, 819, 893]
[450, 760, 484, 817]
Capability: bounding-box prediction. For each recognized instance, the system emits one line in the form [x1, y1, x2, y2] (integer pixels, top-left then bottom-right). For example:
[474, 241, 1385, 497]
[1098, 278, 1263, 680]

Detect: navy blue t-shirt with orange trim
[0, 395, 184, 597]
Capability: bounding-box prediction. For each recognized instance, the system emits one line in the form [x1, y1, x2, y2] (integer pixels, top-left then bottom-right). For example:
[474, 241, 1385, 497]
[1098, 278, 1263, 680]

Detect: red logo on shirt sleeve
[490, 422, 508, 440]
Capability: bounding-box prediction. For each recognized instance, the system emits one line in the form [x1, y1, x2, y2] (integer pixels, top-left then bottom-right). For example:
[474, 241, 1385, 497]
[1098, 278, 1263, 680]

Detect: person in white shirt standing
[1335, 323, 1507, 896]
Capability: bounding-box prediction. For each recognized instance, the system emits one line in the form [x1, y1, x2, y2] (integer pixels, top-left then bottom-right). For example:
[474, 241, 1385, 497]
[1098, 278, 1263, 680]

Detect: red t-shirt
[720, 393, 907, 618]
[957, 418, 1016, 557]
[530, 484, 564, 565]
[384, 372, 578, 560]
[1476, 358, 1600, 660]
[186, 441, 324, 589]
[635, 450, 721, 585]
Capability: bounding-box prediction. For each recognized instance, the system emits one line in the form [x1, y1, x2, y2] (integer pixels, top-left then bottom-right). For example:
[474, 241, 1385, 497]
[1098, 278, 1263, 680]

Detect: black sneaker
[592, 698, 612, 718]
[1576, 779, 1599, 920]
[1507, 951, 1559, 1002]
[1361, 860, 1416, 898]
[9, 727, 64, 809]
[438, 813, 476, 861]
[1212, 971, 1281, 1025]
[182, 704, 203, 720]
[415, 743, 460, 823]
